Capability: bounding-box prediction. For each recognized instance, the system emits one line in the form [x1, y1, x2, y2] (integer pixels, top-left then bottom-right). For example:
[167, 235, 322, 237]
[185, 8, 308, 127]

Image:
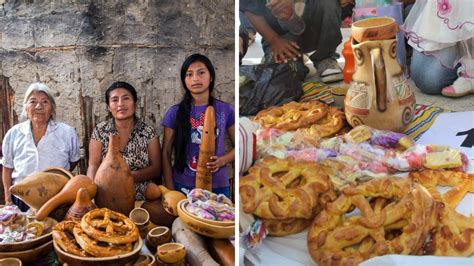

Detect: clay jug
[144, 183, 162, 201]
[345, 17, 415, 132]
[195, 106, 216, 191]
[94, 134, 135, 216]
[65, 187, 97, 222]
[159, 185, 186, 216]
[35, 175, 97, 221]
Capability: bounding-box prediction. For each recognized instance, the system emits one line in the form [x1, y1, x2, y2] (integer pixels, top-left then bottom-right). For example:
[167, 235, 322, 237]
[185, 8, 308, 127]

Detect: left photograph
[0, 1, 236, 265]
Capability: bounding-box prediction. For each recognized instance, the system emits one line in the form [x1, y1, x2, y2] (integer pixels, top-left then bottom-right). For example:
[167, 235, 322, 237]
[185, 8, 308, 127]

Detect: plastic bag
[239, 62, 305, 116]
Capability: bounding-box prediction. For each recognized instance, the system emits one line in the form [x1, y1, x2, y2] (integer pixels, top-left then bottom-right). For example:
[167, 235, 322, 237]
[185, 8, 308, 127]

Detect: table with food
[238, 99, 473, 265]
[0, 130, 235, 266]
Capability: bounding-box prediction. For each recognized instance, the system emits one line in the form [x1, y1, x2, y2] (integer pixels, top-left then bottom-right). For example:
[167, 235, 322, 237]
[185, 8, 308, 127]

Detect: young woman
[87, 81, 162, 201]
[162, 54, 235, 198]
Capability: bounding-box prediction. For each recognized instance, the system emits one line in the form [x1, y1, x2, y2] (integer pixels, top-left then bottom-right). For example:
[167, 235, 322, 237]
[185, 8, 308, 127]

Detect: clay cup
[145, 226, 172, 253]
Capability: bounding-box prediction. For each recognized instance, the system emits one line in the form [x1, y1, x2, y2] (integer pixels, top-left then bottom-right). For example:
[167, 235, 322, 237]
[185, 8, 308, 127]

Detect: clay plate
[54, 237, 142, 266]
[0, 240, 53, 264]
[0, 217, 57, 252]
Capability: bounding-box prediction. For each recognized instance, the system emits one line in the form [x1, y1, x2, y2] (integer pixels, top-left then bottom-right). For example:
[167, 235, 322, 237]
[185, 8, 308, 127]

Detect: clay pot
[159, 186, 186, 216]
[0, 258, 22, 266]
[9, 172, 69, 210]
[134, 253, 156, 266]
[35, 175, 97, 221]
[65, 187, 97, 222]
[141, 200, 176, 228]
[145, 183, 162, 201]
[129, 207, 150, 238]
[95, 134, 135, 216]
[156, 243, 186, 264]
[195, 106, 216, 191]
[145, 226, 172, 253]
[351, 17, 398, 43]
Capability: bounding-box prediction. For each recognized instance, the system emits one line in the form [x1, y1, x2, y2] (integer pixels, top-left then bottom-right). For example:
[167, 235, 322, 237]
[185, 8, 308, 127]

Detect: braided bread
[297, 107, 346, 139]
[240, 156, 333, 220]
[254, 101, 328, 131]
[307, 178, 435, 266]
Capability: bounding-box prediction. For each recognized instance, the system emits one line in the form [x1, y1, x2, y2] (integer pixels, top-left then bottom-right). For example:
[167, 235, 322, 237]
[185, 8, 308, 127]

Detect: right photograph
[238, 0, 474, 265]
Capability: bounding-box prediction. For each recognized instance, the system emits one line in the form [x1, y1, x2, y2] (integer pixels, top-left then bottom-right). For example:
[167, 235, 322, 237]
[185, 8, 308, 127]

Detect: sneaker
[441, 76, 474, 97]
[316, 58, 344, 83]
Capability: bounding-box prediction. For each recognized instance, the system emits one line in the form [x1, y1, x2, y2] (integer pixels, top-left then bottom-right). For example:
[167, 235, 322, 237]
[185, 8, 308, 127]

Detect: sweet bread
[297, 107, 346, 139]
[307, 178, 435, 266]
[240, 156, 333, 220]
[254, 101, 328, 131]
[73, 223, 133, 257]
[52, 221, 88, 257]
[262, 218, 311, 236]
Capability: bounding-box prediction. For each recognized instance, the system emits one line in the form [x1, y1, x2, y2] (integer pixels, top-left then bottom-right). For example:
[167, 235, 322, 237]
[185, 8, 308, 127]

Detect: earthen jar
[141, 200, 176, 228]
[94, 134, 135, 216]
[159, 185, 186, 216]
[65, 187, 97, 221]
[345, 17, 415, 132]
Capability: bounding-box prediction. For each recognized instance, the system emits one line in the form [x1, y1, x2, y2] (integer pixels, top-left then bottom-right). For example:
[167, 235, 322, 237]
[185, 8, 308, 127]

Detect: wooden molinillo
[94, 134, 135, 216]
[195, 106, 216, 191]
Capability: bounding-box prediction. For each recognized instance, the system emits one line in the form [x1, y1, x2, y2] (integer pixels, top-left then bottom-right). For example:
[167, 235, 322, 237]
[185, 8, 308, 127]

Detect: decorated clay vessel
[94, 134, 135, 216]
[65, 187, 97, 222]
[195, 106, 216, 191]
[345, 17, 415, 132]
[141, 200, 176, 228]
[159, 185, 186, 216]
[36, 175, 97, 221]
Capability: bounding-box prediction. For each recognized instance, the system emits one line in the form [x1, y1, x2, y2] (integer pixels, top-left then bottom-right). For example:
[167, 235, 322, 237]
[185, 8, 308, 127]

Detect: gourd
[195, 106, 216, 191]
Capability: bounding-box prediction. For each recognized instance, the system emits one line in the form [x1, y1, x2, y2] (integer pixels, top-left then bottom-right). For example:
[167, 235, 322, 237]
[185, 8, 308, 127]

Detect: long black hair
[174, 54, 216, 173]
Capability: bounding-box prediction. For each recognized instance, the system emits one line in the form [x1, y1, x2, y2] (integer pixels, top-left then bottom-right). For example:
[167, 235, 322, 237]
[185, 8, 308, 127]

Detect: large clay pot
[345, 17, 415, 132]
[94, 134, 135, 216]
[36, 175, 97, 221]
[65, 187, 97, 222]
[144, 183, 162, 201]
[159, 185, 186, 216]
[195, 106, 216, 191]
[141, 200, 176, 228]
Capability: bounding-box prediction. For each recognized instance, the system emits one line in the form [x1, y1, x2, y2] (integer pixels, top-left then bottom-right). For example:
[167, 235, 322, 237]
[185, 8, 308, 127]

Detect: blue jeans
[12, 195, 29, 212]
[410, 47, 459, 95]
[174, 182, 231, 199]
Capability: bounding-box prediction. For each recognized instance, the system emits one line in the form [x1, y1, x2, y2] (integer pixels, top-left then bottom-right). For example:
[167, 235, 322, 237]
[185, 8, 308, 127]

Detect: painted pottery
[159, 186, 186, 216]
[65, 187, 97, 222]
[94, 134, 135, 216]
[156, 243, 186, 264]
[345, 17, 415, 132]
[35, 175, 96, 221]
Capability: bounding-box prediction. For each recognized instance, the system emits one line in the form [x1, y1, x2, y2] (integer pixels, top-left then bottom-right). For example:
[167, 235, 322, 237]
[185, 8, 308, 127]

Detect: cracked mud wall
[0, 0, 235, 174]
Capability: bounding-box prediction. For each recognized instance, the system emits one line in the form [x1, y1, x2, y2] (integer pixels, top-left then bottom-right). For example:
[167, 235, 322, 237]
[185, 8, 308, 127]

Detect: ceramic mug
[146, 226, 172, 253]
[156, 243, 186, 264]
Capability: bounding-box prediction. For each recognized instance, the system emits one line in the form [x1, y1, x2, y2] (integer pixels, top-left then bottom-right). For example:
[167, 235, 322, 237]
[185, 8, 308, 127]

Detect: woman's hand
[206, 156, 227, 173]
[269, 35, 301, 63]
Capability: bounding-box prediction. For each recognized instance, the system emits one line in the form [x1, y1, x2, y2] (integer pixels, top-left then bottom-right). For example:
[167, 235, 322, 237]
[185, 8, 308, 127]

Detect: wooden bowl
[351, 17, 397, 42]
[181, 200, 234, 227]
[156, 243, 186, 264]
[54, 237, 142, 266]
[177, 200, 234, 239]
[0, 240, 53, 264]
[0, 257, 22, 266]
[0, 217, 57, 252]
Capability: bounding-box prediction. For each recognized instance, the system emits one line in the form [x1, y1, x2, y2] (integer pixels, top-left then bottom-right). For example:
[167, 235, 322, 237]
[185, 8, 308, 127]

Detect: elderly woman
[87, 81, 162, 201]
[1, 83, 80, 211]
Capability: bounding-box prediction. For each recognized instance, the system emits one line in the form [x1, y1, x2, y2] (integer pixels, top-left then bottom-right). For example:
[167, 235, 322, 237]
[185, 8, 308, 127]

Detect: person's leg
[410, 48, 459, 95]
[240, 11, 257, 45]
[303, 0, 343, 82]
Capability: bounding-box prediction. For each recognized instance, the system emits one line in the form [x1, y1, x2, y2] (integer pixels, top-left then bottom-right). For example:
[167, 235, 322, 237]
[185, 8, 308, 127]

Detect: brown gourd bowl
[0, 217, 57, 252]
[54, 237, 142, 266]
[351, 17, 397, 43]
[0, 240, 53, 264]
[177, 200, 234, 239]
[181, 200, 235, 227]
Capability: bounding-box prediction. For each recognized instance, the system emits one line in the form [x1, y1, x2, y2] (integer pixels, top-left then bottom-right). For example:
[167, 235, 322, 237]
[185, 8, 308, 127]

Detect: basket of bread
[0, 205, 57, 263]
[52, 208, 142, 265]
[177, 188, 234, 239]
